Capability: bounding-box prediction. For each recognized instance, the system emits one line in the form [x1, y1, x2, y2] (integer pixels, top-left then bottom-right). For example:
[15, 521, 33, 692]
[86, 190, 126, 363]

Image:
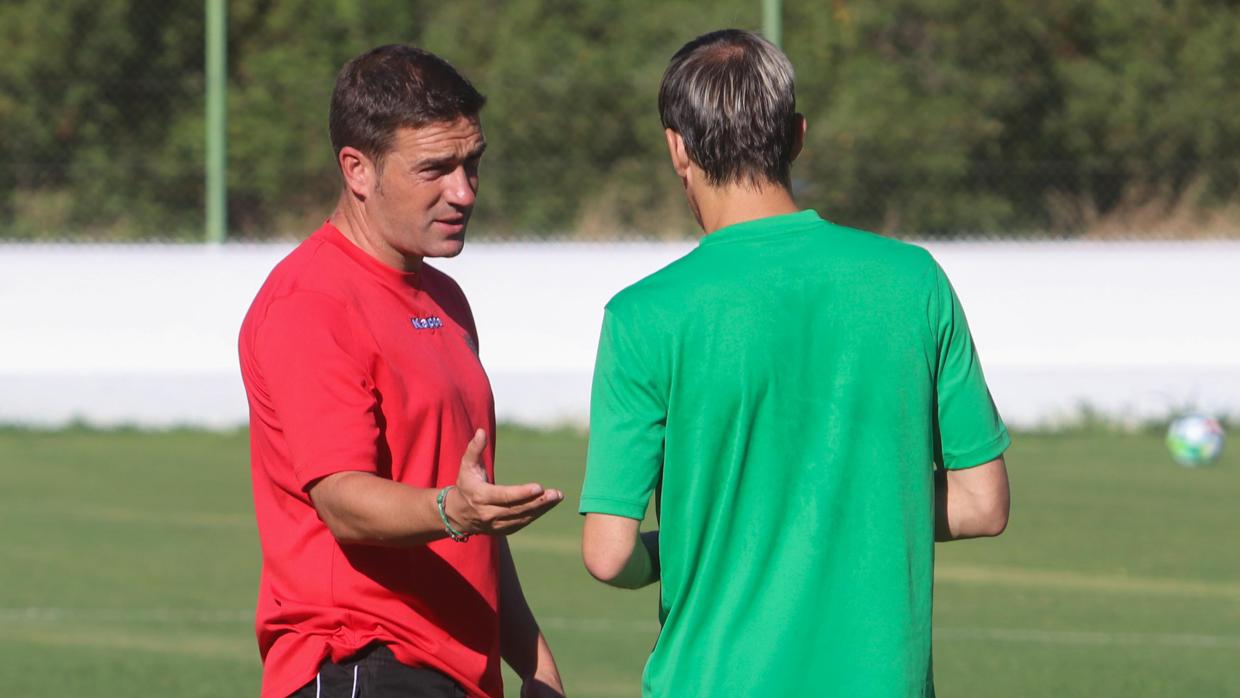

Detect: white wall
[2, 240, 1238, 429]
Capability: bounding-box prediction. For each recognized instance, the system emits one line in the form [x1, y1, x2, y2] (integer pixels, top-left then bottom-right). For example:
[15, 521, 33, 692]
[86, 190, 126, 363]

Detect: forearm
[934, 461, 1010, 541]
[498, 540, 563, 687]
[608, 531, 659, 589]
[310, 434, 562, 547]
[310, 472, 449, 546]
[582, 514, 660, 589]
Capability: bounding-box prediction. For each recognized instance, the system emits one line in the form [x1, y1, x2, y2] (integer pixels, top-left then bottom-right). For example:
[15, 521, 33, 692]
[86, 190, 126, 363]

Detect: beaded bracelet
[436, 485, 472, 542]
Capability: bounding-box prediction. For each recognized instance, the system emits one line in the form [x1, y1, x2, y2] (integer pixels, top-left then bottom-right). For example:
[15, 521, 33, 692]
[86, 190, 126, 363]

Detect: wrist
[436, 485, 472, 541]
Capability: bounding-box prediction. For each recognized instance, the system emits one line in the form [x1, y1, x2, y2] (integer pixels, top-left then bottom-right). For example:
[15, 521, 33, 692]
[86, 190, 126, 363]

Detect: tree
[1, 0, 1236, 241]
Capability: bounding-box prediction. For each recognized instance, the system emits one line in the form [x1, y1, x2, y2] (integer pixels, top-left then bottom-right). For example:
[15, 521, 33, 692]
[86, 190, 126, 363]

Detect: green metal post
[205, 0, 227, 243]
[762, 0, 783, 48]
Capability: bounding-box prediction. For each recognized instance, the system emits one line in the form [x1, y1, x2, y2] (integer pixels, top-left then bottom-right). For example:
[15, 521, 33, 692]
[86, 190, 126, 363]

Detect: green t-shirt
[580, 210, 1009, 697]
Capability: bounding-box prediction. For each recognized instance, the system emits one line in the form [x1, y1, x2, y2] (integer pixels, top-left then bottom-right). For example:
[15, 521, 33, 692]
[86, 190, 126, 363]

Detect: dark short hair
[329, 45, 486, 168]
[658, 30, 798, 188]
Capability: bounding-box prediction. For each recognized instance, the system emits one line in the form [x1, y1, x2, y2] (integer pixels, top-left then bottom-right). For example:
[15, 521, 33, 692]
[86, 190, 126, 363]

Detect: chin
[426, 239, 466, 259]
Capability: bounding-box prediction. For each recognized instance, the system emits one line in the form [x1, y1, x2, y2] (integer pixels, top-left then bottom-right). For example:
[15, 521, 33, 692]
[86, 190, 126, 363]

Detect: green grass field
[1, 426, 1237, 697]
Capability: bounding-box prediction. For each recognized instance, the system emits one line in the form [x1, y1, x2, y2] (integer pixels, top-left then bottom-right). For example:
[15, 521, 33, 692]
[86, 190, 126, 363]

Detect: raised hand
[444, 429, 564, 536]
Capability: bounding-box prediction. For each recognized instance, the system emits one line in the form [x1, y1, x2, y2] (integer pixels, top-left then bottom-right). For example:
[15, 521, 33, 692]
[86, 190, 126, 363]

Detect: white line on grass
[538, 616, 656, 633]
[0, 607, 252, 623]
[935, 627, 1240, 649]
[3, 608, 1238, 650]
[6, 502, 253, 529]
[541, 621, 1240, 650]
[511, 536, 1240, 601]
[936, 563, 1240, 600]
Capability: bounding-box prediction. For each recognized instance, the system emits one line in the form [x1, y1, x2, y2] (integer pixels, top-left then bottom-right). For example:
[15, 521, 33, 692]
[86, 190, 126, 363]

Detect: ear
[338, 146, 375, 200]
[664, 129, 692, 179]
[790, 114, 807, 162]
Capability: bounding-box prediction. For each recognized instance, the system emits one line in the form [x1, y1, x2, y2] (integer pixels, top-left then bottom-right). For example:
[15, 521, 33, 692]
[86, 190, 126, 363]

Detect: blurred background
[4, 0, 1239, 242]
[1, 1, 1238, 697]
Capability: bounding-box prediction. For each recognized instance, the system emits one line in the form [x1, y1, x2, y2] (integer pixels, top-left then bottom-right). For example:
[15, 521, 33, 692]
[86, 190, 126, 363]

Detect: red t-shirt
[239, 222, 501, 698]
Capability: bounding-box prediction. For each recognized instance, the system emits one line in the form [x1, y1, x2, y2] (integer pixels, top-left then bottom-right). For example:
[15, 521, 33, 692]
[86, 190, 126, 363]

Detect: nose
[443, 166, 477, 208]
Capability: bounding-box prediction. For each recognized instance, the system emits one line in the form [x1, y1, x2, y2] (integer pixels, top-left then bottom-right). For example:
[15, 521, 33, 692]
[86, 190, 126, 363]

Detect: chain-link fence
[3, 0, 1238, 243]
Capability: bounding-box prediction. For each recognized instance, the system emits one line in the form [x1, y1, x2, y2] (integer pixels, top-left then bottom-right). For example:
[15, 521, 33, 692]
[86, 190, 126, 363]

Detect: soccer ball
[1165, 414, 1225, 467]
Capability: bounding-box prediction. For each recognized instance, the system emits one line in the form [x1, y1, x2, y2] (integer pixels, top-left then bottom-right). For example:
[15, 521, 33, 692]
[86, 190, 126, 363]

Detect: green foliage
[0, 0, 1237, 240]
[790, 0, 1240, 235]
[0, 2, 204, 239]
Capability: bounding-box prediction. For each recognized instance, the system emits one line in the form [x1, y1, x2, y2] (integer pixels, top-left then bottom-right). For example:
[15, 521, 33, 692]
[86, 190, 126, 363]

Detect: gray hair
[658, 29, 798, 188]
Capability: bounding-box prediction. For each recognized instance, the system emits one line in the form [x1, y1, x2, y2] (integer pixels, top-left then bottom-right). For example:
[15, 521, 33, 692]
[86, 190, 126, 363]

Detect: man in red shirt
[239, 45, 566, 698]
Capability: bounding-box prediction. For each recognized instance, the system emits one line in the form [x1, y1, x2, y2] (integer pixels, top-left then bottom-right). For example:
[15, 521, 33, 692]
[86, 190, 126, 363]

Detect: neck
[693, 181, 800, 235]
[330, 190, 422, 272]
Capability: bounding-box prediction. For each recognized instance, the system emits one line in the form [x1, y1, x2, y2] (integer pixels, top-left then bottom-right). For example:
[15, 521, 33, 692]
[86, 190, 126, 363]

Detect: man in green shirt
[580, 29, 1011, 697]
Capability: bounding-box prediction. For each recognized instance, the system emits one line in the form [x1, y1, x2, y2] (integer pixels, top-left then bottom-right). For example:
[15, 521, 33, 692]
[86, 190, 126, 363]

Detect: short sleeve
[579, 306, 667, 520]
[254, 292, 381, 489]
[930, 263, 1011, 469]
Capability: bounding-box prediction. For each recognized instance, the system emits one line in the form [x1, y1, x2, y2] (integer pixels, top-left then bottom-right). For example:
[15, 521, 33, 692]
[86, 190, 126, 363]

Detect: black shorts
[288, 644, 466, 698]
